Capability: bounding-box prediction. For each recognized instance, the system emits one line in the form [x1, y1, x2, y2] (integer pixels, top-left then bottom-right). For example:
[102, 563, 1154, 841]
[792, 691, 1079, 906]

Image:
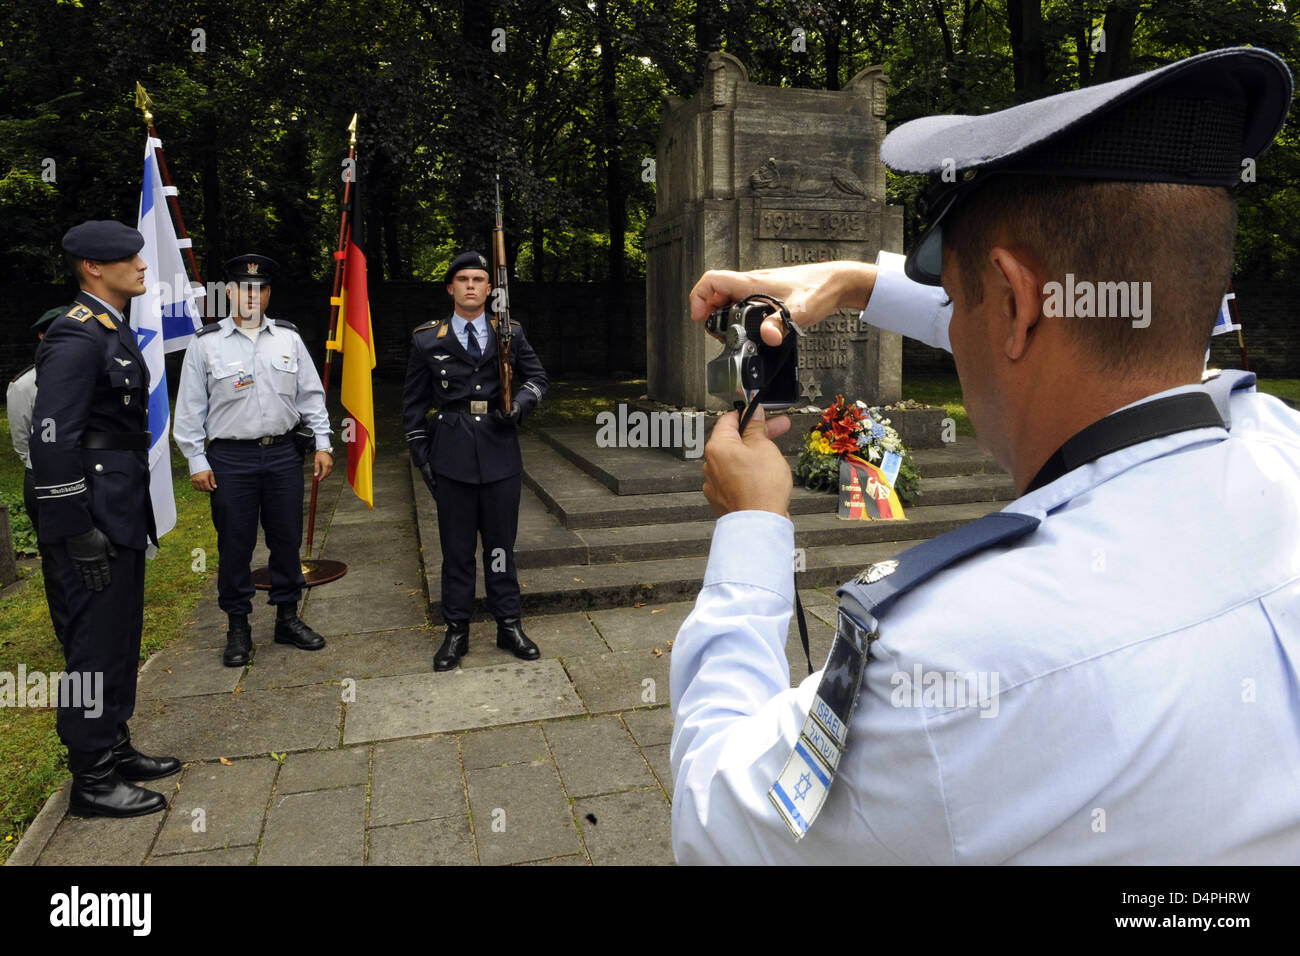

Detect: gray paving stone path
[12, 442, 837, 867]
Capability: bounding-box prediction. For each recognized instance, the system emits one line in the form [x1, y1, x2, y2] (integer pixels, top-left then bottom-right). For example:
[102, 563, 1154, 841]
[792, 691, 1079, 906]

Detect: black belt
[82, 431, 151, 451]
[437, 400, 492, 415]
[210, 431, 296, 448]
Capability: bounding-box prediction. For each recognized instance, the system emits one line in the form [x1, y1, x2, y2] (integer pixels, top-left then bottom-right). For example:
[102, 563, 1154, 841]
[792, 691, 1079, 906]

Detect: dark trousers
[49, 540, 145, 752]
[433, 472, 522, 623]
[23, 467, 68, 643]
[208, 441, 306, 616]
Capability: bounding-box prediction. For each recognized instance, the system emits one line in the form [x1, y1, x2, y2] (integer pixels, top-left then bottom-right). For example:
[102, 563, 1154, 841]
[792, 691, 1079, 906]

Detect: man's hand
[701, 406, 794, 518]
[419, 462, 437, 498]
[191, 470, 217, 493]
[66, 527, 116, 592]
[689, 260, 878, 347]
[314, 450, 333, 480]
[492, 405, 523, 428]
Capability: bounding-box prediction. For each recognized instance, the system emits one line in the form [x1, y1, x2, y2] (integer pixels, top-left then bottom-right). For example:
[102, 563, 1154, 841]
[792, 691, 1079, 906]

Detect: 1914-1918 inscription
[758, 209, 868, 240]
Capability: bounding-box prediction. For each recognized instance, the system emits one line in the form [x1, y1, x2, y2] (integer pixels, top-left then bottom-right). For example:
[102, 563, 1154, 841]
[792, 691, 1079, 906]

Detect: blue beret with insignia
[444, 250, 492, 284]
[225, 253, 279, 286]
[61, 220, 145, 261]
[881, 47, 1294, 285]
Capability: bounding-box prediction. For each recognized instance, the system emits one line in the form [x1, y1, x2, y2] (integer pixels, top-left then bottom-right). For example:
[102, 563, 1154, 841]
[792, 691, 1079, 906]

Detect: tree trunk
[1007, 0, 1046, 98]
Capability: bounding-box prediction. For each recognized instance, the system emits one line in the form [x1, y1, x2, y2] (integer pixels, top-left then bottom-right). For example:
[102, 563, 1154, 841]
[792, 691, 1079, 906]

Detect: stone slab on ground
[152, 757, 278, 856]
[460, 724, 551, 770]
[343, 661, 584, 743]
[543, 716, 656, 798]
[562, 648, 672, 714]
[466, 761, 583, 865]
[573, 789, 675, 866]
[37, 802, 168, 866]
[369, 736, 465, 827]
[130, 683, 343, 762]
[277, 747, 371, 794]
[259, 785, 367, 866]
[244, 628, 432, 690]
[368, 816, 477, 866]
[136, 645, 244, 700]
[147, 846, 258, 866]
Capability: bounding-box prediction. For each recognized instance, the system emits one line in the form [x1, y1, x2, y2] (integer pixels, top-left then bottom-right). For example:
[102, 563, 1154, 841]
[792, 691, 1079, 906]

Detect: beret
[225, 253, 279, 285]
[61, 220, 144, 261]
[444, 250, 491, 284]
[881, 47, 1294, 285]
[33, 306, 65, 331]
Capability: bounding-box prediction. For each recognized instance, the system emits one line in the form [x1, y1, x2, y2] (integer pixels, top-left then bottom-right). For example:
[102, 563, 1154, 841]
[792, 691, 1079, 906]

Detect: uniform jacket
[402, 314, 548, 484]
[669, 263, 1300, 864]
[29, 290, 156, 550]
[6, 362, 37, 468]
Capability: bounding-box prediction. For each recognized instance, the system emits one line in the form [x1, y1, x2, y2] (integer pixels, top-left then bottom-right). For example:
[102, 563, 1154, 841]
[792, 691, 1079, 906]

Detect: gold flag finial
[348, 113, 358, 148]
[134, 81, 154, 125]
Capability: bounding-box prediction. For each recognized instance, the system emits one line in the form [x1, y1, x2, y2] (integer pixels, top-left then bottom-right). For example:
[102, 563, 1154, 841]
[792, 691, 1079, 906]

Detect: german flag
[837, 455, 905, 521]
[329, 176, 376, 508]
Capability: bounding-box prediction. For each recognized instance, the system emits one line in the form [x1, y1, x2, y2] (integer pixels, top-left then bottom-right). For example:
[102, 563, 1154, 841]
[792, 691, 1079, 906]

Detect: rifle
[492, 174, 514, 413]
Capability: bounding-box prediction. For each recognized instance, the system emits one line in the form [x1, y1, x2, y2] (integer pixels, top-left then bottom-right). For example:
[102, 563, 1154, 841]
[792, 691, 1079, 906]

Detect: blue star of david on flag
[794, 772, 812, 801]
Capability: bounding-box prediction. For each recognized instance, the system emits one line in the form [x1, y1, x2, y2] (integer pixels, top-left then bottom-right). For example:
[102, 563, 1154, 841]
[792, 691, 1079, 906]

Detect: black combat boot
[224, 613, 252, 667]
[112, 723, 181, 781]
[274, 602, 326, 650]
[434, 621, 470, 672]
[67, 748, 167, 818]
[496, 618, 540, 661]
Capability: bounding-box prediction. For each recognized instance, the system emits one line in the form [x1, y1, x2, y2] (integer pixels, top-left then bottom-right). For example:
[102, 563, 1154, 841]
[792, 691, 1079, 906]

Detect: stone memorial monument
[645, 52, 904, 413]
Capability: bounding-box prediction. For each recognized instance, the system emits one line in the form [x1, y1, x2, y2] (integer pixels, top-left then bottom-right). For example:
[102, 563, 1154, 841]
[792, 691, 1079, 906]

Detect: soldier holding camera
[173, 254, 333, 667]
[671, 48, 1300, 863]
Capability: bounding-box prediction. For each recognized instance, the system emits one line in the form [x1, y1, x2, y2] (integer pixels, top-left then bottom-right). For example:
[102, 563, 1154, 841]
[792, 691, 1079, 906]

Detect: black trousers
[23, 467, 68, 643]
[433, 472, 522, 623]
[49, 540, 145, 752]
[207, 441, 306, 616]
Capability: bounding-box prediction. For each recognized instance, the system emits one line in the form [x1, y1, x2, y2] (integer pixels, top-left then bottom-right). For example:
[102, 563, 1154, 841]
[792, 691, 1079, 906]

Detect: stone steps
[416, 426, 1017, 620]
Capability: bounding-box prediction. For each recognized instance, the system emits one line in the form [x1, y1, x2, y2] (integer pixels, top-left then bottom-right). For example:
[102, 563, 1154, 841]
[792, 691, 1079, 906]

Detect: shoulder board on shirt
[195, 323, 222, 337]
[10, 363, 34, 384]
[65, 304, 94, 323]
[414, 320, 443, 337]
[272, 320, 300, 335]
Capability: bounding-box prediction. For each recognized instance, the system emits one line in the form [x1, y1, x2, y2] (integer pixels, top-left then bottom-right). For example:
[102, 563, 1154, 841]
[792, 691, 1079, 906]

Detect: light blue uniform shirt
[173, 316, 331, 475]
[451, 311, 489, 355]
[670, 260, 1300, 864]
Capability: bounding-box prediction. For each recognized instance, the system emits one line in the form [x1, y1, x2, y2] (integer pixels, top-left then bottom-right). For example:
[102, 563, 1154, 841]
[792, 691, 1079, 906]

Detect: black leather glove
[492, 404, 523, 428]
[66, 527, 116, 592]
[419, 462, 437, 497]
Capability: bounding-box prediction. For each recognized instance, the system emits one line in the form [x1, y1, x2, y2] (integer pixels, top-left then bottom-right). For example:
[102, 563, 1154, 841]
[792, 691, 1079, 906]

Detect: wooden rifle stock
[492, 174, 513, 413]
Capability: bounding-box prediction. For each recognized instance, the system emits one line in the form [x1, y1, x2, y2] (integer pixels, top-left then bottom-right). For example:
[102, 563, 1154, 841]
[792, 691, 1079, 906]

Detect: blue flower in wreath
[870, 423, 887, 440]
[857, 434, 869, 448]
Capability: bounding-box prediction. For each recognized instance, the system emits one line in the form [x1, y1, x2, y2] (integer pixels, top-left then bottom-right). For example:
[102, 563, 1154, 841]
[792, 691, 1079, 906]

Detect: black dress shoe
[435, 622, 470, 672]
[67, 748, 167, 818]
[224, 613, 252, 667]
[112, 724, 181, 781]
[496, 618, 540, 661]
[274, 604, 326, 650]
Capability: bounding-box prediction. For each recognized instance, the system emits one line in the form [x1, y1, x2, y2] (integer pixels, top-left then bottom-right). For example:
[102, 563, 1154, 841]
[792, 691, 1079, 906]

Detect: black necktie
[466, 322, 481, 362]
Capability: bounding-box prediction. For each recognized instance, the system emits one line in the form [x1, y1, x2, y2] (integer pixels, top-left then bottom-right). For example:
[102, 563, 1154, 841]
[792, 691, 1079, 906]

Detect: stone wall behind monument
[645, 52, 904, 411]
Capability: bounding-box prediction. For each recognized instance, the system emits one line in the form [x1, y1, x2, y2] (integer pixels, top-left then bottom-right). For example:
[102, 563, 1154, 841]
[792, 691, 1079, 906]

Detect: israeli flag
[1212, 290, 1240, 335]
[132, 136, 202, 543]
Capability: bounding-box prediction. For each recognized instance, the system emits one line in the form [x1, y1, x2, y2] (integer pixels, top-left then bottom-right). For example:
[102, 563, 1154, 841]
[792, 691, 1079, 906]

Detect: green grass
[524, 377, 650, 428]
[902, 372, 974, 436]
[0, 410, 216, 861]
[1257, 379, 1300, 405]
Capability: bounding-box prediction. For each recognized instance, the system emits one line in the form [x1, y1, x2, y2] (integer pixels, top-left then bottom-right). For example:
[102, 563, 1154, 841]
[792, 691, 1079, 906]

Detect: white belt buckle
[470, 401, 488, 415]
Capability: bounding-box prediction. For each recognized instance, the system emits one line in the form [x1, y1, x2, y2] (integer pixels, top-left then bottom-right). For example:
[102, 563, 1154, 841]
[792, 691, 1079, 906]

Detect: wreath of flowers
[794, 395, 922, 504]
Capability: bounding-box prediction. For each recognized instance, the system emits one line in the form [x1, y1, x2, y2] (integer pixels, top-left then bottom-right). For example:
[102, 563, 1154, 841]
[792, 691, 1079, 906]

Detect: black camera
[705, 294, 800, 410]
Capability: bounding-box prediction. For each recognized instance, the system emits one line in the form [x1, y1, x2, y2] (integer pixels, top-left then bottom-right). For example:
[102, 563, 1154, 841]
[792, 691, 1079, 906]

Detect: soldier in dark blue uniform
[7, 307, 70, 644]
[403, 251, 549, 671]
[29, 221, 180, 818]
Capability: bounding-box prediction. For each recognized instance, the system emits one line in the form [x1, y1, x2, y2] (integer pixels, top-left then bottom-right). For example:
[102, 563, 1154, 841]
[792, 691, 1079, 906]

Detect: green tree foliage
[1, 0, 1296, 286]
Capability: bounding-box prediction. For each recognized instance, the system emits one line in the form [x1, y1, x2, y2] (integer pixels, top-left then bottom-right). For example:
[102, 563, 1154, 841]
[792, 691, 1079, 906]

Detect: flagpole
[135, 82, 206, 316]
[1226, 279, 1249, 372]
[304, 113, 358, 554]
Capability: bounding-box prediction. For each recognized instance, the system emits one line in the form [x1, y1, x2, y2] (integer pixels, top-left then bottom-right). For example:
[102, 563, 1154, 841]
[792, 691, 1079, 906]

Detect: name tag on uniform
[232, 371, 255, 392]
[769, 607, 875, 840]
